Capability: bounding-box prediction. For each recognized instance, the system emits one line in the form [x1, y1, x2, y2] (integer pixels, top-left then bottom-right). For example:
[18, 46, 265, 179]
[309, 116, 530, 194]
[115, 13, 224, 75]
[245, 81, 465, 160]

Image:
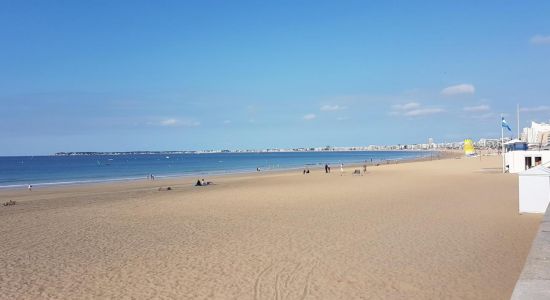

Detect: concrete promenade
[512, 205, 550, 299]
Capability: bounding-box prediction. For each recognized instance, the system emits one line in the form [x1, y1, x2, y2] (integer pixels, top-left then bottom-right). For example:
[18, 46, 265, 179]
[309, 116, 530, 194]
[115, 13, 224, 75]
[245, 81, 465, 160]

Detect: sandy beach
[0, 155, 541, 299]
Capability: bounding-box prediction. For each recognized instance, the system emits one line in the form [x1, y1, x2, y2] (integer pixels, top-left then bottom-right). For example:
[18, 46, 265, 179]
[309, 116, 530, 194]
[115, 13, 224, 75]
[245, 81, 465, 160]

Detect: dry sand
[0, 155, 541, 299]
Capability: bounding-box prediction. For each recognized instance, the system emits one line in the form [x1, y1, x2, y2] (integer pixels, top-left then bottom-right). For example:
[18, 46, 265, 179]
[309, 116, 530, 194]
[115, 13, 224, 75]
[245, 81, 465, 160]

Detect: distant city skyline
[1, 1, 549, 156]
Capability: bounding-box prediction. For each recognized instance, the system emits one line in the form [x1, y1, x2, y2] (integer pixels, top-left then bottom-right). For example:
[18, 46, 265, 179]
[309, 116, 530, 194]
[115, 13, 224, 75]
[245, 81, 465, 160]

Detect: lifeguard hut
[503, 140, 550, 173]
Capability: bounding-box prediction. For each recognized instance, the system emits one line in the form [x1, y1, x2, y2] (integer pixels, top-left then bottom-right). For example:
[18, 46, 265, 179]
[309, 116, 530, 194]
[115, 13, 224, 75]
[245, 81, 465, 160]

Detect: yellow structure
[464, 139, 475, 156]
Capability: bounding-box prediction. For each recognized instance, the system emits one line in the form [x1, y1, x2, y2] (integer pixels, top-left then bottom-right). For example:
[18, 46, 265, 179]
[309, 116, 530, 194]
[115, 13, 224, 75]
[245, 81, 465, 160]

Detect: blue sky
[1, 1, 549, 155]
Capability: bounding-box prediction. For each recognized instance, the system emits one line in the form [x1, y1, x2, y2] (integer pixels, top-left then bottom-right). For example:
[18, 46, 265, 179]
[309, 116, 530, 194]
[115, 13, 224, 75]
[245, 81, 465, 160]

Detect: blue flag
[501, 117, 512, 132]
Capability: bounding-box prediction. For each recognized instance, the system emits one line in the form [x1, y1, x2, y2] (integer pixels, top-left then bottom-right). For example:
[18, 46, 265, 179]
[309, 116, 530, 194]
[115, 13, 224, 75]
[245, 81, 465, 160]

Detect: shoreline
[1, 150, 455, 191]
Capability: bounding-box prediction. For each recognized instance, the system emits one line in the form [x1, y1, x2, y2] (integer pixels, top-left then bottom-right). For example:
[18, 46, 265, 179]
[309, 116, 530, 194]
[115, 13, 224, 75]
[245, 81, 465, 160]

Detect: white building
[518, 165, 550, 214]
[521, 121, 550, 145]
[477, 138, 501, 148]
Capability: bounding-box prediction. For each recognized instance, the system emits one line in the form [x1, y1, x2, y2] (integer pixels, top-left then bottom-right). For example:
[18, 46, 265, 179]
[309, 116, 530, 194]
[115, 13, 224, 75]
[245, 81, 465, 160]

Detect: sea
[0, 151, 435, 188]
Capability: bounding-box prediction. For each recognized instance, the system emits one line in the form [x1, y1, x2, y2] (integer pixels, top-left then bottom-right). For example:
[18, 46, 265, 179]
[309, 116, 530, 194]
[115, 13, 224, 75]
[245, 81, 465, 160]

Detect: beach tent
[518, 164, 550, 213]
[464, 139, 475, 156]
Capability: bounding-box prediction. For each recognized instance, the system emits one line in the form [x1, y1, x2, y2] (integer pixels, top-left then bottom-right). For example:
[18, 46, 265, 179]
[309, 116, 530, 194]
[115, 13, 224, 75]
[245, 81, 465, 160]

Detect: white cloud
[183, 120, 201, 127]
[160, 118, 178, 126]
[159, 118, 200, 127]
[320, 104, 346, 111]
[520, 105, 550, 112]
[463, 104, 490, 112]
[470, 112, 496, 120]
[223, 120, 232, 124]
[530, 34, 550, 45]
[390, 102, 444, 117]
[441, 84, 475, 96]
[303, 113, 316, 120]
[391, 102, 420, 110]
[403, 108, 445, 116]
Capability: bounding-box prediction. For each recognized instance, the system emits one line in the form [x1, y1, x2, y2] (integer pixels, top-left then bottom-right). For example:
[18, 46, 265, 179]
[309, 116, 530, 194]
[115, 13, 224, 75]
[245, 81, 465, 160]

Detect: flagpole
[517, 104, 520, 140]
[501, 114, 505, 173]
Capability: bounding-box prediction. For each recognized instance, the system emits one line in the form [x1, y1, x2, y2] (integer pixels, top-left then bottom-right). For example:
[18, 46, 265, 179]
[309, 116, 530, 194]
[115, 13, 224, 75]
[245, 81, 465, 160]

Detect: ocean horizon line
[0, 148, 437, 158]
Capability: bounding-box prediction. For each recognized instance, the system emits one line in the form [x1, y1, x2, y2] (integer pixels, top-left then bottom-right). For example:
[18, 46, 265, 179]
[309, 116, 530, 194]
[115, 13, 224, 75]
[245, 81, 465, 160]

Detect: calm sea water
[0, 151, 434, 188]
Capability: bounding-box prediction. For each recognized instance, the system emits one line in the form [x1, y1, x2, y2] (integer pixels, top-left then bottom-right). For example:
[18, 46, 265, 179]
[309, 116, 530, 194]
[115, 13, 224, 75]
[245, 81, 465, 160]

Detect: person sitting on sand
[201, 179, 213, 186]
[195, 179, 202, 186]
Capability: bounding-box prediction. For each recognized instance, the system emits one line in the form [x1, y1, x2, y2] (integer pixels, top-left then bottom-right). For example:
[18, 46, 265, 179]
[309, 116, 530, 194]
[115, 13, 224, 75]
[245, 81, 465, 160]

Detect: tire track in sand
[254, 259, 319, 300]
[254, 262, 274, 300]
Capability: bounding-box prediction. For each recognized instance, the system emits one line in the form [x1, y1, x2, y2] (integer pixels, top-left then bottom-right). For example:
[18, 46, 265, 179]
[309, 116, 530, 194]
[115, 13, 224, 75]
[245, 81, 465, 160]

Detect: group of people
[316, 162, 370, 175]
[195, 178, 213, 186]
[147, 174, 155, 180]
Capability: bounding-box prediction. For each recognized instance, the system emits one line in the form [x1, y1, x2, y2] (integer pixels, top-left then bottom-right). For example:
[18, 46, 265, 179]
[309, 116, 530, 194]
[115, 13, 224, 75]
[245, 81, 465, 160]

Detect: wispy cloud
[530, 34, 550, 45]
[390, 102, 444, 117]
[391, 102, 420, 110]
[159, 118, 200, 127]
[470, 112, 496, 120]
[520, 105, 550, 112]
[403, 108, 445, 116]
[320, 104, 346, 111]
[463, 104, 490, 112]
[303, 113, 316, 121]
[160, 118, 178, 126]
[441, 84, 475, 96]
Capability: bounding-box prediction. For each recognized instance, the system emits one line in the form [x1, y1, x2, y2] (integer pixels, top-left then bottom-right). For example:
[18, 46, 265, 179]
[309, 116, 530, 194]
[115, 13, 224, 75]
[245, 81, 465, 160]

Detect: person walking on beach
[28, 184, 32, 191]
[363, 164, 367, 174]
[340, 163, 344, 176]
[324, 164, 329, 173]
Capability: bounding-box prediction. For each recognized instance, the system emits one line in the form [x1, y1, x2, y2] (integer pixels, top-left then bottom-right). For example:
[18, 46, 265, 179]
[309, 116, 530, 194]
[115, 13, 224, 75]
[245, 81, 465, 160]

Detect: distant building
[521, 121, 550, 146]
[477, 138, 501, 149]
[428, 138, 434, 149]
